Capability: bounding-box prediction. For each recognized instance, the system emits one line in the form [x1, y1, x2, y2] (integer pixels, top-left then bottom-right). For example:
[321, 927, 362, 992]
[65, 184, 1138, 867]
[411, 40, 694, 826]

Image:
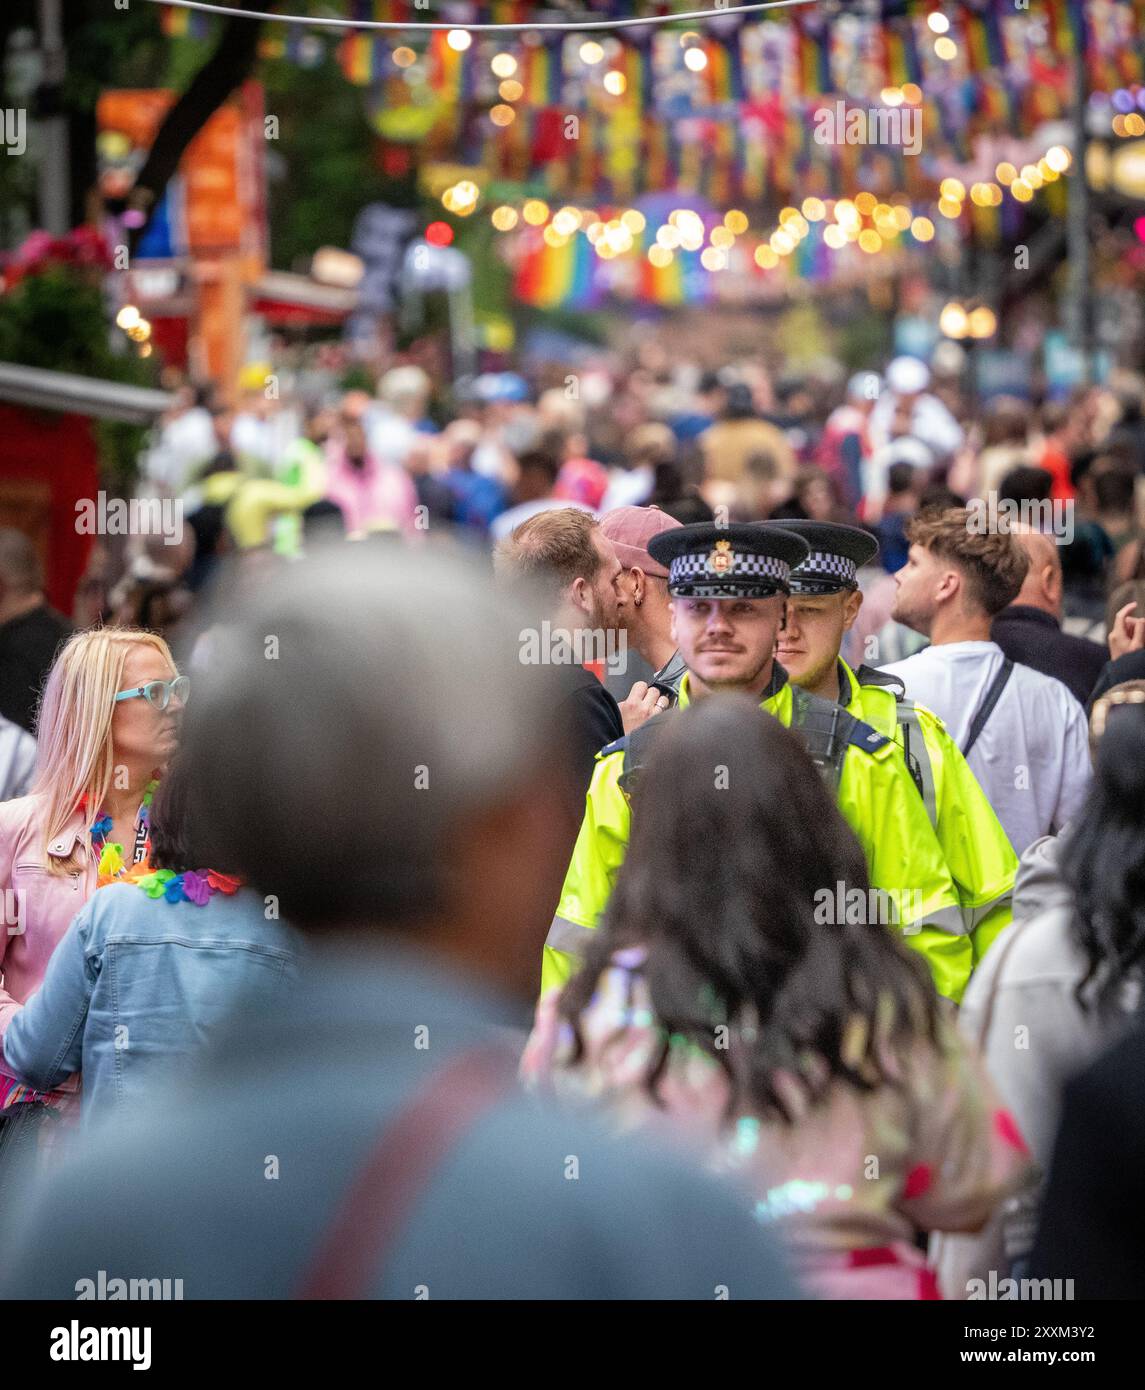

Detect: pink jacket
[323, 444, 417, 536]
[0, 794, 96, 1088]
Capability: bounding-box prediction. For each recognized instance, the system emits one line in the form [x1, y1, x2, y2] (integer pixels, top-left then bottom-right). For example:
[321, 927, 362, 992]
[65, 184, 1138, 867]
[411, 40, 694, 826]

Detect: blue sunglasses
[114, 676, 190, 711]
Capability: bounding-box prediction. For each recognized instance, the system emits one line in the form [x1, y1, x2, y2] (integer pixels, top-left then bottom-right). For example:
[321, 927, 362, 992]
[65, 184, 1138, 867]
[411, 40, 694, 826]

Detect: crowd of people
[1, 342, 1144, 1301]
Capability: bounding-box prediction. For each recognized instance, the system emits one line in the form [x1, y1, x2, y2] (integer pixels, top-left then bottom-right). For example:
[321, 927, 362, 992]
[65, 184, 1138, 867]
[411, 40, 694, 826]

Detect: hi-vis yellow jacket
[839, 660, 1018, 967]
[543, 669, 971, 1003]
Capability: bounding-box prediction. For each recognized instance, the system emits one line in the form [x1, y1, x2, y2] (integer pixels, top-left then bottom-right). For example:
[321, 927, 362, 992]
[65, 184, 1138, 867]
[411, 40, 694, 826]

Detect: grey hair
[183, 541, 566, 929]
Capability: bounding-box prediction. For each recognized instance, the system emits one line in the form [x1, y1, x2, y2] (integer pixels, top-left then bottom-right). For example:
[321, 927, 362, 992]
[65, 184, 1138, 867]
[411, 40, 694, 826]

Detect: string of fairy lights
[424, 18, 1079, 319]
[435, 142, 1075, 293]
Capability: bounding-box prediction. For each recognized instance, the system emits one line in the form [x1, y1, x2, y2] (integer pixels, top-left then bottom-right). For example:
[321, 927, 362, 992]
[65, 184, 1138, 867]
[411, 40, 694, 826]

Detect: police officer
[544, 523, 969, 1001]
[770, 519, 1018, 968]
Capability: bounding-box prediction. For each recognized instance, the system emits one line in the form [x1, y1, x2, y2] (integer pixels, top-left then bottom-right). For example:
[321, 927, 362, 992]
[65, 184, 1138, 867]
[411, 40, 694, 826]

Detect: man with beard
[494, 508, 667, 842]
[543, 523, 969, 1001]
[766, 519, 1018, 970]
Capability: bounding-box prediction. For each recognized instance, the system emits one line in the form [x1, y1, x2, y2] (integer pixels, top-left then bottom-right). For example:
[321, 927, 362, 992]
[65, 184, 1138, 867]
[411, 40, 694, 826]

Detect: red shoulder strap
[294, 1044, 517, 1300]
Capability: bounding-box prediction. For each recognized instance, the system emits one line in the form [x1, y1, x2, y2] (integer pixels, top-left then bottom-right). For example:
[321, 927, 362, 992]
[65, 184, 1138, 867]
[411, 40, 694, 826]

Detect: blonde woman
[0, 628, 184, 1148]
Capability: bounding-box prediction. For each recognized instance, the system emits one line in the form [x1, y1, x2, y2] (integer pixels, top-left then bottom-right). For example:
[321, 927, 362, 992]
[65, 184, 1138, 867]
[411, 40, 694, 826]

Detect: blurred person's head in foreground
[1066, 694, 1145, 1009]
[494, 507, 624, 635]
[599, 506, 681, 668]
[892, 508, 1028, 638]
[646, 522, 807, 697]
[184, 544, 575, 1001]
[147, 740, 236, 877]
[559, 696, 939, 1122]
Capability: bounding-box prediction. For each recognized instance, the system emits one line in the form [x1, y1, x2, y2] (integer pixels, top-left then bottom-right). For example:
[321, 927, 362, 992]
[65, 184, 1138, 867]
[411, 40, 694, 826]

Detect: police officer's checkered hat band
[795, 550, 859, 587]
[669, 550, 791, 590]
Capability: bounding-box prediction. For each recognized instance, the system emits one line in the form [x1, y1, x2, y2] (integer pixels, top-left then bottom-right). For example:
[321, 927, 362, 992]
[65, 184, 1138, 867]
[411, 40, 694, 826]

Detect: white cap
[886, 356, 930, 396]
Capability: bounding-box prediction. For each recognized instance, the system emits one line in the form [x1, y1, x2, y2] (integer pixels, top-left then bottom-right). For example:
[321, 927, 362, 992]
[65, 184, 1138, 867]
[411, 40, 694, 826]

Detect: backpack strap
[897, 701, 938, 824]
[852, 665, 937, 821]
[617, 713, 672, 798]
[294, 1045, 518, 1300]
[962, 658, 1014, 758]
[788, 684, 889, 794]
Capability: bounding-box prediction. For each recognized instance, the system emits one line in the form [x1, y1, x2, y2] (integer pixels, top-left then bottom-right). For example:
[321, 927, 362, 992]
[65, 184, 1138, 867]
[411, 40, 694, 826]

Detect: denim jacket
[2, 881, 300, 1122]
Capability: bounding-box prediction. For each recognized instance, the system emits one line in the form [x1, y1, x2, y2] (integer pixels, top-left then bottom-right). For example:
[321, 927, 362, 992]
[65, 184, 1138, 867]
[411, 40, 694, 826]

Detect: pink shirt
[323, 445, 418, 536]
[0, 794, 96, 1089]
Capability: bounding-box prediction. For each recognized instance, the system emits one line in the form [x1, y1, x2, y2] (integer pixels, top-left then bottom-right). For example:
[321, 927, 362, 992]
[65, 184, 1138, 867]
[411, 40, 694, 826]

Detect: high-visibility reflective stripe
[964, 890, 1013, 930]
[545, 915, 596, 956]
[898, 703, 938, 826]
[901, 904, 972, 937]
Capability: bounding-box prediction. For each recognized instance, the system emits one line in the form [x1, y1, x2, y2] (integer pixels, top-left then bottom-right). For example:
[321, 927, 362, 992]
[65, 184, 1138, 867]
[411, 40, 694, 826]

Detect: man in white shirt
[880, 507, 1091, 857]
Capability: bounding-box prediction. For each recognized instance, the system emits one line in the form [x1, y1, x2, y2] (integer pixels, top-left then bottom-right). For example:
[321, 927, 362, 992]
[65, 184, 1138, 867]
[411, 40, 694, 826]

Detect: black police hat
[758, 520, 878, 594]
[647, 523, 810, 599]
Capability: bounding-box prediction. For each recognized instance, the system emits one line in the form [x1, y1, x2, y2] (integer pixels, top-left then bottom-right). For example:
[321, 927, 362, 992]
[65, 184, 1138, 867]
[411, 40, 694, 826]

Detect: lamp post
[1064, 20, 1092, 384]
[35, 0, 69, 235]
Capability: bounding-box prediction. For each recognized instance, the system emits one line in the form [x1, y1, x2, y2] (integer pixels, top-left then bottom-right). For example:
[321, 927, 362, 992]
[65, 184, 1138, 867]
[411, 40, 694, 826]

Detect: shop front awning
[249, 271, 358, 327]
[0, 362, 175, 424]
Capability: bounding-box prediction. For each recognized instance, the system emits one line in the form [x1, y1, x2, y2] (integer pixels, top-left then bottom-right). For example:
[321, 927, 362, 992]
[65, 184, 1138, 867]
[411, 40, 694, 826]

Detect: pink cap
[599, 505, 682, 578]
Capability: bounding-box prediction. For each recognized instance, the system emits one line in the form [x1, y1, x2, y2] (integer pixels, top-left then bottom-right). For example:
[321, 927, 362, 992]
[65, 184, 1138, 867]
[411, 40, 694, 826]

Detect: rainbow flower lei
[135, 868, 242, 905]
[86, 778, 159, 885]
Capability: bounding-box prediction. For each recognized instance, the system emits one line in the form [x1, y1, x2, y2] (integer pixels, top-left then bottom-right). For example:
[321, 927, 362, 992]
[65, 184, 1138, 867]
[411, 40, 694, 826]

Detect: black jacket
[1088, 647, 1145, 710]
[1031, 1024, 1145, 1298]
[554, 661, 624, 833]
[991, 605, 1107, 707]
